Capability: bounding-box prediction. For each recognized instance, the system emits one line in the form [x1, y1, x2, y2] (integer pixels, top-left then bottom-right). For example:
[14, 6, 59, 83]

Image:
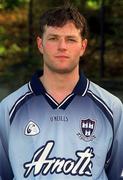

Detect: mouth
[55, 55, 69, 59]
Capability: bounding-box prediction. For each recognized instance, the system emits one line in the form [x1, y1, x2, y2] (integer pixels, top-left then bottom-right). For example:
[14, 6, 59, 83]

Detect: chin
[46, 64, 78, 74]
[52, 68, 76, 74]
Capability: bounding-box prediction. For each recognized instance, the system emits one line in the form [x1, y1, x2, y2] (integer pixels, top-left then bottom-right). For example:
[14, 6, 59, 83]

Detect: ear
[37, 36, 44, 54]
[80, 39, 88, 57]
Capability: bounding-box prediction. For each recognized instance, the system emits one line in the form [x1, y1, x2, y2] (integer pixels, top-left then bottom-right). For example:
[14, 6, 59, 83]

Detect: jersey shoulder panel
[88, 81, 122, 110]
[0, 83, 32, 111]
[88, 81, 123, 130]
[0, 83, 33, 142]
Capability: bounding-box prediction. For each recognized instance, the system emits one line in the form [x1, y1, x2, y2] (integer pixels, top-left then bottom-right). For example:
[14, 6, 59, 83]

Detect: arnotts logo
[24, 141, 95, 178]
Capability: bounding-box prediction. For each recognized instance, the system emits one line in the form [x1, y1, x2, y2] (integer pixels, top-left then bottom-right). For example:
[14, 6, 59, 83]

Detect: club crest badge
[77, 119, 96, 141]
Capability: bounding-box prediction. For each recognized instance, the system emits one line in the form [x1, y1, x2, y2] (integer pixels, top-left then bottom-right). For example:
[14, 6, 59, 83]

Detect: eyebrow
[47, 34, 79, 39]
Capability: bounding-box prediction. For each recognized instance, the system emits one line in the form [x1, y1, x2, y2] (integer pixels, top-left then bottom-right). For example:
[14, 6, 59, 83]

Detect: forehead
[43, 22, 81, 37]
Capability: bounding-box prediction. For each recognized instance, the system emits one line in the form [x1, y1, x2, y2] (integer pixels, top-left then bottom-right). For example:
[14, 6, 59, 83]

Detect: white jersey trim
[87, 90, 113, 118]
[9, 83, 33, 120]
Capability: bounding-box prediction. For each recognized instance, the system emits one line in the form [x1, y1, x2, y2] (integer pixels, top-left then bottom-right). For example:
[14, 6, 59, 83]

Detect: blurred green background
[0, 0, 123, 101]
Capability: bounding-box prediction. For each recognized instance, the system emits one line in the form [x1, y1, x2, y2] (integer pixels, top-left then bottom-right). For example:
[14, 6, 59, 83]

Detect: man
[0, 5, 123, 180]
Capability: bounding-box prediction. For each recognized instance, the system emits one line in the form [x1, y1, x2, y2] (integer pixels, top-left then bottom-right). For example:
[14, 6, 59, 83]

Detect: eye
[48, 37, 58, 41]
[67, 38, 77, 42]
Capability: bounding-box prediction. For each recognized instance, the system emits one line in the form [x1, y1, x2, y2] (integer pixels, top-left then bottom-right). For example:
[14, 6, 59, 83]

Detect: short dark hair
[39, 5, 89, 39]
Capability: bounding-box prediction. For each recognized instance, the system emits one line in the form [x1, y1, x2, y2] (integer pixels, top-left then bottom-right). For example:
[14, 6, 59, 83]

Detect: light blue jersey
[0, 70, 123, 180]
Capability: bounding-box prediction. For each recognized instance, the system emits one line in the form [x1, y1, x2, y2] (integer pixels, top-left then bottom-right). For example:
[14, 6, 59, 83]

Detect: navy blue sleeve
[0, 103, 14, 180]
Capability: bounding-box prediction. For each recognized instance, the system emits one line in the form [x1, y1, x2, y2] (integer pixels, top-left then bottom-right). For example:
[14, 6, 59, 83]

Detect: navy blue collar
[30, 70, 89, 96]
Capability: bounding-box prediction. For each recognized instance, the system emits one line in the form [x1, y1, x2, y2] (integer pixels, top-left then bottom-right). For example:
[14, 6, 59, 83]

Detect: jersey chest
[8, 95, 113, 179]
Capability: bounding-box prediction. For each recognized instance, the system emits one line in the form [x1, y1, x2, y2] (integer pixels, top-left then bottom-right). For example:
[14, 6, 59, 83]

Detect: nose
[58, 39, 67, 51]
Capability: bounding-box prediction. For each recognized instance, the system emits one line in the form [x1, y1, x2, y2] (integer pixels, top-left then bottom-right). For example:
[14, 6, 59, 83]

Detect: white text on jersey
[24, 141, 95, 178]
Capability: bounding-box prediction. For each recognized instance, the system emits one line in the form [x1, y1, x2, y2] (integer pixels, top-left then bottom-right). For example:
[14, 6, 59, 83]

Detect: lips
[55, 55, 69, 59]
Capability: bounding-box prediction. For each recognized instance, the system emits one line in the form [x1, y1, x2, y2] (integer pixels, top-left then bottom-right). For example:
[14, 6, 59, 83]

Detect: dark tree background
[0, 0, 123, 94]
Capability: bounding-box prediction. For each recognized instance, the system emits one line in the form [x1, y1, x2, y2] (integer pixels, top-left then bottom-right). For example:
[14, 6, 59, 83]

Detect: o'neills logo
[24, 141, 95, 178]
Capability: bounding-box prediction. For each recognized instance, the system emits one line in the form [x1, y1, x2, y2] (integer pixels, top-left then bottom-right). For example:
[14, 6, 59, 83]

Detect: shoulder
[88, 81, 122, 106]
[88, 81, 123, 124]
[0, 82, 33, 112]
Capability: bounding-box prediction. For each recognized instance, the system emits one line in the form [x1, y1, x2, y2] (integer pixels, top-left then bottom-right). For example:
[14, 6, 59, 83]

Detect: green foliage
[86, 0, 101, 9]
[5, 0, 20, 9]
[0, 0, 29, 9]
[0, 45, 6, 56]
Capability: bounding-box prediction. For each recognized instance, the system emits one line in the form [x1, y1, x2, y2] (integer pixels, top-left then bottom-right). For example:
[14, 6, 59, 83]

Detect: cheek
[45, 43, 51, 49]
[44, 42, 55, 53]
[71, 47, 83, 57]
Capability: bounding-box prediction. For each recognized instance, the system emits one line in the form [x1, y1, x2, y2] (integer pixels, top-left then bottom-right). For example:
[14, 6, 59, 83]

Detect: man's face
[37, 22, 87, 74]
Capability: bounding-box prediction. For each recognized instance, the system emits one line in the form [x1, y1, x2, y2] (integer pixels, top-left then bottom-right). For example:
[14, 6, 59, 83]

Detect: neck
[40, 67, 79, 103]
